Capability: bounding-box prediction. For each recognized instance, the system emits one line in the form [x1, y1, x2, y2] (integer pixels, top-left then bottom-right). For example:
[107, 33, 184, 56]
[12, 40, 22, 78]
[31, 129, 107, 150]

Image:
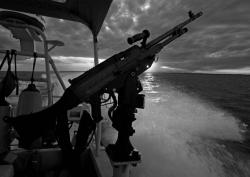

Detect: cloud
[195, 67, 250, 75]
[0, 0, 249, 73]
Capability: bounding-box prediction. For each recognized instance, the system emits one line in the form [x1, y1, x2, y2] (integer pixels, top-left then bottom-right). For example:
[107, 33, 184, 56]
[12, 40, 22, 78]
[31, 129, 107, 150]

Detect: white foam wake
[131, 87, 248, 177]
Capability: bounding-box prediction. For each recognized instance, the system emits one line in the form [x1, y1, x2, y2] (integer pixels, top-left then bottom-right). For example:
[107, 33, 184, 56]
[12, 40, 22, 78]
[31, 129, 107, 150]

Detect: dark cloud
[44, 18, 94, 57]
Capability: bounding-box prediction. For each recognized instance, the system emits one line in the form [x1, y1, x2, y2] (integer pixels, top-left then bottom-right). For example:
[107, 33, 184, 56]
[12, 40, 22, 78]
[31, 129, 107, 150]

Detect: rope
[0, 50, 10, 71]
[11, 49, 19, 95]
[7, 50, 13, 72]
[0, 49, 15, 99]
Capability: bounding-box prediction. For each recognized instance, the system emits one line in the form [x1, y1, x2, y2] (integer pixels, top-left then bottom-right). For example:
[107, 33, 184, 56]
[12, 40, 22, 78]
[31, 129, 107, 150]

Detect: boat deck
[0, 165, 14, 177]
[90, 146, 113, 177]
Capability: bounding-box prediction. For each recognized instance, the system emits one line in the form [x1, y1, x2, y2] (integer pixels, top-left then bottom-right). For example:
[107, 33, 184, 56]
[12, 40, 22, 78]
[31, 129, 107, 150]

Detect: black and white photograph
[0, 0, 249, 177]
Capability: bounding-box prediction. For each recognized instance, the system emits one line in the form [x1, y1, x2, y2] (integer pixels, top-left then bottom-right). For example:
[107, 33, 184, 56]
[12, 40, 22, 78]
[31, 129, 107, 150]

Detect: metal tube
[48, 55, 66, 90]
[43, 41, 53, 105]
[93, 36, 99, 66]
[93, 35, 102, 157]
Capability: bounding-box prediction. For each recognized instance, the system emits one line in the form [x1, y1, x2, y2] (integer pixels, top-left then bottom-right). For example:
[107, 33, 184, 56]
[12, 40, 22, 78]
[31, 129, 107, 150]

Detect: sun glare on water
[146, 62, 158, 72]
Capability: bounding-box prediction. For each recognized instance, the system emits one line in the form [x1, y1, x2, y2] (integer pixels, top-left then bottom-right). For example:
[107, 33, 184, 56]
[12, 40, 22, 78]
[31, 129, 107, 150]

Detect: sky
[0, 0, 250, 73]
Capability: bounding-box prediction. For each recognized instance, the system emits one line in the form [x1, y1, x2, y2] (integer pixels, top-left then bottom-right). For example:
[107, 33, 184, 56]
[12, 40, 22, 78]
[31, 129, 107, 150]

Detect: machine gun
[4, 11, 202, 162]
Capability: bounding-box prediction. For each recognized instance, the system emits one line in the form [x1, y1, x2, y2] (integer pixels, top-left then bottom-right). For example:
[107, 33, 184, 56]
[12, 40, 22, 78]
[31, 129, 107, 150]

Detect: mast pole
[93, 35, 102, 156]
[93, 36, 99, 66]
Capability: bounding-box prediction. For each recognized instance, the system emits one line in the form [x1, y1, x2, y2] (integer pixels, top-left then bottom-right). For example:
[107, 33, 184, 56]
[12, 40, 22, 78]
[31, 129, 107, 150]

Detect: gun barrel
[146, 11, 203, 49]
[159, 28, 188, 47]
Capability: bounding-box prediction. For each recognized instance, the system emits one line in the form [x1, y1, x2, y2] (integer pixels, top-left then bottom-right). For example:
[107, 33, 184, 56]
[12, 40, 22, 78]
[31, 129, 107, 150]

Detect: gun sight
[127, 29, 150, 45]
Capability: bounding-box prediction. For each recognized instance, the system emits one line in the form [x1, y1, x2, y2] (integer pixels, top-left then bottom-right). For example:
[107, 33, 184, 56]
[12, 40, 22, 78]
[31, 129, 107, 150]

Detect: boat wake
[131, 85, 250, 177]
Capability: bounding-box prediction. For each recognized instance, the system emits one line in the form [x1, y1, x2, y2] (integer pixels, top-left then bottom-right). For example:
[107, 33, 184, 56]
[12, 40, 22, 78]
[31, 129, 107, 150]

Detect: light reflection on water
[141, 73, 160, 93]
[141, 73, 162, 102]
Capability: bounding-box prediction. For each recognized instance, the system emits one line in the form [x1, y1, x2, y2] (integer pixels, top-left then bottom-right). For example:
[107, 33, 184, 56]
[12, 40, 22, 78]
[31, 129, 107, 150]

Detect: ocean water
[52, 72, 250, 176]
[132, 72, 250, 177]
